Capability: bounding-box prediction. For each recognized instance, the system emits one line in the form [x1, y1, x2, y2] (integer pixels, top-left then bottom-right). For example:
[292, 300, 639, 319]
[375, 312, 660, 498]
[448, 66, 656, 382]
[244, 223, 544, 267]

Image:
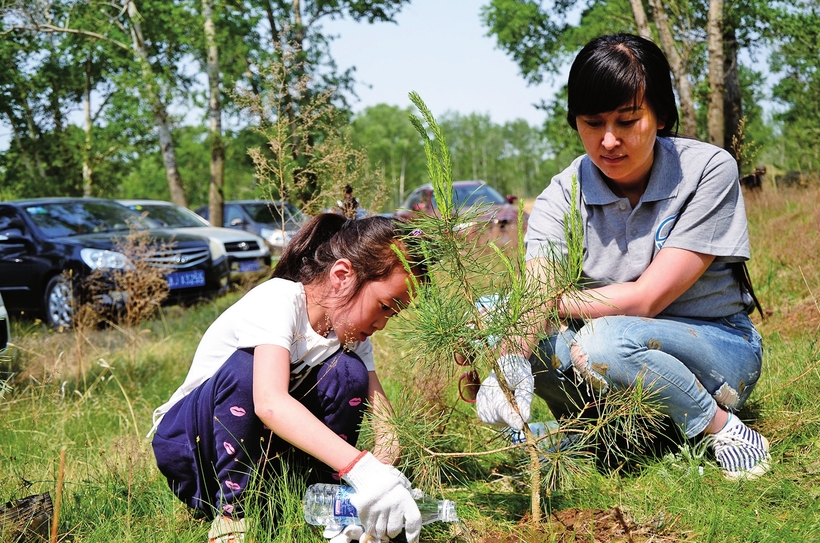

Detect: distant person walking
[475, 33, 770, 480]
[150, 214, 427, 543]
[338, 184, 360, 220]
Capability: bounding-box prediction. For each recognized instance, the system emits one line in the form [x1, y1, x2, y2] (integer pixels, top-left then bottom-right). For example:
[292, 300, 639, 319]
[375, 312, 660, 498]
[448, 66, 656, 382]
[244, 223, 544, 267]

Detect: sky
[322, 0, 564, 127]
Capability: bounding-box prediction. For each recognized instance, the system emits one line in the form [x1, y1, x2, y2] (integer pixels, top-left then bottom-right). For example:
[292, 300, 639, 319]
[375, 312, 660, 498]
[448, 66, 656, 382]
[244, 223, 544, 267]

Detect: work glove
[340, 452, 422, 543]
[323, 524, 364, 543]
[475, 354, 534, 431]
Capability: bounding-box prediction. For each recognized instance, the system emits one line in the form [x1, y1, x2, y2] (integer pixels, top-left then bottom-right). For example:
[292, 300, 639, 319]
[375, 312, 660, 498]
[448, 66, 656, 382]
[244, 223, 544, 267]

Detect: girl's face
[331, 268, 412, 344]
[576, 98, 664, 190]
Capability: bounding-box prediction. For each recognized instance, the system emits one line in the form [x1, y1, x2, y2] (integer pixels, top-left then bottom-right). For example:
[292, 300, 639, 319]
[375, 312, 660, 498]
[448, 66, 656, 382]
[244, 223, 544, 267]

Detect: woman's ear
[329, 258, 355, 292]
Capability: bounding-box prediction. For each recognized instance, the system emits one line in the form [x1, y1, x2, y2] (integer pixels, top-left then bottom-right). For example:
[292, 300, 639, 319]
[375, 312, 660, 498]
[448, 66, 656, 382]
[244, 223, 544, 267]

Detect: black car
[195, 200, 305, 255]
[0, 292, 9, 353]
[0, 198, 230, 329]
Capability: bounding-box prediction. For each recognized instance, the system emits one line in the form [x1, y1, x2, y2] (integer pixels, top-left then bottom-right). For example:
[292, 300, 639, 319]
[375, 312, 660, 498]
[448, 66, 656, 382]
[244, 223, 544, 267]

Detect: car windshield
[24, 201, 149, 238]
[243, 202, 305, 225]
[452, 184, 507, 207]
[129, 204, 207, 228]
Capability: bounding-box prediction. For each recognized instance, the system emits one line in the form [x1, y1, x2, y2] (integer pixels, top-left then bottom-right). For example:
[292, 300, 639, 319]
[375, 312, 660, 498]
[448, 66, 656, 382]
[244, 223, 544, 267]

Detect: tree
[767, 1, 820, 173]
[2, 0, 197, 205]
[233, 0, 412, 208]
[349, 104, 427, 208]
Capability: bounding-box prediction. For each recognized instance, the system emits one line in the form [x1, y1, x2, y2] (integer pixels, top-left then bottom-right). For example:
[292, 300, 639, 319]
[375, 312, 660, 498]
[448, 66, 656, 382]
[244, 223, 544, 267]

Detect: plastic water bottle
[303, 484, 459, 528]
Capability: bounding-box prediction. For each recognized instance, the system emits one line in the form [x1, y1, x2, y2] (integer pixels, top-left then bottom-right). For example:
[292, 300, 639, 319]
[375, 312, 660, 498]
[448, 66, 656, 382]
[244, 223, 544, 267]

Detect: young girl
[151, 213, 427, 543]
[476, 33, 770, 480]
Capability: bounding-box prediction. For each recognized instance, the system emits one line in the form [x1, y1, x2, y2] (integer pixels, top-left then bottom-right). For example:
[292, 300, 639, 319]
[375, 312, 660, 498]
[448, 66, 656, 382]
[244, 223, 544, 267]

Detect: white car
[118, 200, 272, 284]
[0, 292, 9, 353]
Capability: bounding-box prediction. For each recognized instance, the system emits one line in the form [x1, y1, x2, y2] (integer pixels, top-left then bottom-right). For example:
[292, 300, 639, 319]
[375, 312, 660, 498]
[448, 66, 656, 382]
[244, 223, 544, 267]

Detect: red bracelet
[338, 450, 369, 477]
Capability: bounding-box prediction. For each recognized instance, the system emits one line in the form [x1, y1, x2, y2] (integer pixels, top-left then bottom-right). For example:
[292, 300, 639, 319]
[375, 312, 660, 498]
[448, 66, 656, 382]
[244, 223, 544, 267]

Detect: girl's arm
[367, 371, 400, 465]
[252, 344, 361, 471]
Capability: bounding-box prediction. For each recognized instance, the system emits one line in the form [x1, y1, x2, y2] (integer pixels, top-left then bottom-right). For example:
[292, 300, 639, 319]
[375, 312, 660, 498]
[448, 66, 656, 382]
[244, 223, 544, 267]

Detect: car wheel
[44, 275, 74, 329]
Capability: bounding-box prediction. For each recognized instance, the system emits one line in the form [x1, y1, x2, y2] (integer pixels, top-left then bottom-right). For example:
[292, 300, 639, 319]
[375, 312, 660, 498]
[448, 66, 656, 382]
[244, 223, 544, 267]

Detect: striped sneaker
[708, 415, 771, 480]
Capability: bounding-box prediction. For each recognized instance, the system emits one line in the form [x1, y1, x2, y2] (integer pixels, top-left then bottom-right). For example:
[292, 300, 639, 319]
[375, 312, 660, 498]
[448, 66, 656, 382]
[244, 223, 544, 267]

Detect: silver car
[118, 200, 272, 284]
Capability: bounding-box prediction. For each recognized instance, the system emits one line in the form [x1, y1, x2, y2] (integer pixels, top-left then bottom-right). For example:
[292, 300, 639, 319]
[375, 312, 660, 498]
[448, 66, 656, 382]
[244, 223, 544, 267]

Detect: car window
[242, 203, 288, 224]
[23, 202, 148, 238]
[130, 204, 205, 228]
[224, 205, 244, 227]
[453, 185, 507, 207]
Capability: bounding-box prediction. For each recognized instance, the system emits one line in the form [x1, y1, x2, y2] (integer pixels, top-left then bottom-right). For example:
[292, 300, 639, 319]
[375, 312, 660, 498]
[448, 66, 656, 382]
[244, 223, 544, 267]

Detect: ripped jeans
[531, 311, 763, 438]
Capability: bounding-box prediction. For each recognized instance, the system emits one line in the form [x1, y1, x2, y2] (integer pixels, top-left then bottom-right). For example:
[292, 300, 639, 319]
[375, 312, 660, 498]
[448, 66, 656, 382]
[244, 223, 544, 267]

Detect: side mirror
[0, 228, 26, 242]
[229, 218, 245, 227]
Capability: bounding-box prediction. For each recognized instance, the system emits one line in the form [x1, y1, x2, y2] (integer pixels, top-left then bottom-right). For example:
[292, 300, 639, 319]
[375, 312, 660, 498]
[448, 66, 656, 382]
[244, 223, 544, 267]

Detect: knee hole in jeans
[569, 342, 610, 394]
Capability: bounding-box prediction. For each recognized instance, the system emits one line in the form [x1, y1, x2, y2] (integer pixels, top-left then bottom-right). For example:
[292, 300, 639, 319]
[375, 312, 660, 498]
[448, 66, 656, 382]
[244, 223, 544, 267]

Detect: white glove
[323, 524, 365, 543]
[476, 354, 534, 431]
[340, 452, 422, 542]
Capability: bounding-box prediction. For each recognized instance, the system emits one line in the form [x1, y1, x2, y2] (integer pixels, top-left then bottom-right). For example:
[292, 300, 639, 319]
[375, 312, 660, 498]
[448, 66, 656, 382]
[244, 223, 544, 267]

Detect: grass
[1, 185, 819, 542]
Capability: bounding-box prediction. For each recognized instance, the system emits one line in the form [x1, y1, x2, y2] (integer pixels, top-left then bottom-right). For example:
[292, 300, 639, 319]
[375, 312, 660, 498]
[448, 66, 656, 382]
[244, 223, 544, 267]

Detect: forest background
[1, 0, 819, 215]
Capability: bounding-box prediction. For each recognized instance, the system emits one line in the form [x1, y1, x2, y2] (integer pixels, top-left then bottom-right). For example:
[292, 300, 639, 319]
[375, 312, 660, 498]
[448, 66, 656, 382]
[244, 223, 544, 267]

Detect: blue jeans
[531, 311, 763, 438]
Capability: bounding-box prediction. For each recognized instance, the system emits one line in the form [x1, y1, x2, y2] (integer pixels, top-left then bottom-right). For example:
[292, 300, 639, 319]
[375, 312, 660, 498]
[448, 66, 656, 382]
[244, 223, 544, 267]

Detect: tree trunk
[127, 0, 188, 207]
[203, 0, 225, 226]
[83, 56, 93, 197]
[647, 0, 698, 137]
[722, 25, 742, 157]
[629, 0, 652, 39]
[707, 0, 725, 147]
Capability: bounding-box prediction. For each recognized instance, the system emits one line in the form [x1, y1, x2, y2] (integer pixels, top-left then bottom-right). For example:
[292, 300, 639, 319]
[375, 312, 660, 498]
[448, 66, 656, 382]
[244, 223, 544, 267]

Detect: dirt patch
[477, 507, 687, 542]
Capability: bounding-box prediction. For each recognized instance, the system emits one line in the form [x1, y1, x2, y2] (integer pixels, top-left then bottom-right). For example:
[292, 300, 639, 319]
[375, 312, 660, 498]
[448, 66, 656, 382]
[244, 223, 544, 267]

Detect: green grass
[1, 186, 819, 542]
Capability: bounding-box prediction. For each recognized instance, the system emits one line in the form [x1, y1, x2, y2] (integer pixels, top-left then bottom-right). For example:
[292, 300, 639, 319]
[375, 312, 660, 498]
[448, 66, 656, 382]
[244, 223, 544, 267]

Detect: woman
[476, 33, 770, 480]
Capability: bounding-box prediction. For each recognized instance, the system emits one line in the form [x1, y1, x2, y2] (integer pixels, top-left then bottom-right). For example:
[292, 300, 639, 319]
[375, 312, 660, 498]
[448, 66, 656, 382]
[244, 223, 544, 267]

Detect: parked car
[195, 200, 306, 255]
[395, 180, 528, 244]
[0, 198, 230, 329]
[0, 292, 9, 353]
[118, 199, 272, 284]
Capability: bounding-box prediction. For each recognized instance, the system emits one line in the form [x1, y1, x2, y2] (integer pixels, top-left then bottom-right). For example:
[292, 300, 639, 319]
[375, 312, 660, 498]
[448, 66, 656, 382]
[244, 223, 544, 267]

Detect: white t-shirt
[525, 137, 753, 318]
[149, 278, 375, 434]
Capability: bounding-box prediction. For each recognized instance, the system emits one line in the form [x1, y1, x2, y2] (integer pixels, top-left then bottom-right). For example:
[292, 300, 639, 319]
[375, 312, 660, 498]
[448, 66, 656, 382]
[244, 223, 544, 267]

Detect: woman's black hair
[567, 33, 679, 137]
[272, 213, 428, 298]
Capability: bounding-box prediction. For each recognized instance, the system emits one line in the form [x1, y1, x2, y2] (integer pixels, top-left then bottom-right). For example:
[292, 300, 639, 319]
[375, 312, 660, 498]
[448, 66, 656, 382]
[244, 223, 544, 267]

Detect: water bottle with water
[303, 483, 459, 529]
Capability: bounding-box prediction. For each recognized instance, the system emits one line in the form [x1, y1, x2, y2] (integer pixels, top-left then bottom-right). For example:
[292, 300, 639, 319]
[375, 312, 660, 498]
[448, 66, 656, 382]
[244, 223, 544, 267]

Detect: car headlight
[208, 238, 227, 260]
[80, 248, 133, 270]
[260, 227, 286, 246]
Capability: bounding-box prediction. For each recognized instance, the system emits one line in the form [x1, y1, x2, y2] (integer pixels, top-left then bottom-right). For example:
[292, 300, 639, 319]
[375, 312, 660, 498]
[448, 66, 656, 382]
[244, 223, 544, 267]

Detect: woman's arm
[367, 372, 401, 465]
[503, 247, 714, 359]
[559, 247, 715, 319]
[252, 344, 361, 471]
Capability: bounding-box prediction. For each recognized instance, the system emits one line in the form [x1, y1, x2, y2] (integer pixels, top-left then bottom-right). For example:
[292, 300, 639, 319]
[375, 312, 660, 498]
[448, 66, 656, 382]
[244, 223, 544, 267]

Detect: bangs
[569, 50, 646, 117]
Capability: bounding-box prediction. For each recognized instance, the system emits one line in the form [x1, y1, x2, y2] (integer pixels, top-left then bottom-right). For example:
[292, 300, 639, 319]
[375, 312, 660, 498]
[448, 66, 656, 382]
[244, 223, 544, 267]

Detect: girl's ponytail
[271, 212, 427, 295]
[272, 213, 346, 282]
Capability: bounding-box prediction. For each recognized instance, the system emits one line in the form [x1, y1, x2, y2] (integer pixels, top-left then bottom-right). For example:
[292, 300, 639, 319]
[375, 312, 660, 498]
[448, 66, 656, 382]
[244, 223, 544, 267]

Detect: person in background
[150, 213, 427, 542]
[339, 184, 360, 220]
[475, 33, 770, 480]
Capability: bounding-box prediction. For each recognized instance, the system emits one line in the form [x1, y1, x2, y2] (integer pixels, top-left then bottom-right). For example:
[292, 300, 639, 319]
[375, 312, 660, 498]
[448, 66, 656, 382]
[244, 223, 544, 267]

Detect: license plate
[166, 270, 206, 290]
[238, 259, 261, 272]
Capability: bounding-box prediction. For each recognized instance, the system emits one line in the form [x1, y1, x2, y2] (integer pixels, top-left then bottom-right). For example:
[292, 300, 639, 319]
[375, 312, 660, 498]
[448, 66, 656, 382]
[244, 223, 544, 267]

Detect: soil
[474, 507, 686, 542]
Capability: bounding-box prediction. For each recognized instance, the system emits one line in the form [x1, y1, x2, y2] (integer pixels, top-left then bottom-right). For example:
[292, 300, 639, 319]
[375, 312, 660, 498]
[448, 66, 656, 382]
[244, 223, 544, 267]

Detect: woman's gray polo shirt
[525, 136, 752, 318]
